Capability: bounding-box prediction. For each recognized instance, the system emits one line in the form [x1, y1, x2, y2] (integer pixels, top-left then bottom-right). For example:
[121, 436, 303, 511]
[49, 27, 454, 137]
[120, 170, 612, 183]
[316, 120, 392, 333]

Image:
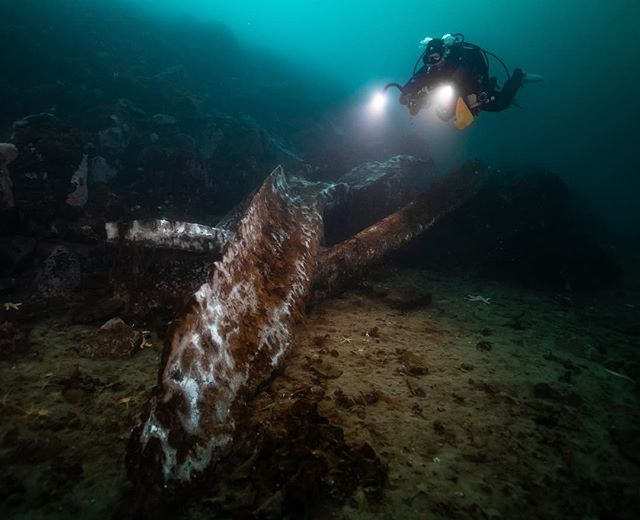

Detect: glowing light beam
[368, 91, 388, 115]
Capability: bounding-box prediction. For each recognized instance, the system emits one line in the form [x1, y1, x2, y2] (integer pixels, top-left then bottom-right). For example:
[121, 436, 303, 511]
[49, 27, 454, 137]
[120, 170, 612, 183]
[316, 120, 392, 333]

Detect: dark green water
[1, 1, 639, 519]
[127, 0, 640, 241]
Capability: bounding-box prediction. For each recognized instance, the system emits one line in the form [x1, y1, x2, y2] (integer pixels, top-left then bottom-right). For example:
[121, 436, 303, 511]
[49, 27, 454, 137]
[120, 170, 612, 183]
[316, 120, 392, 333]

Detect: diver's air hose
[410, 32, 511, 80]
[384, 83, 406, 94]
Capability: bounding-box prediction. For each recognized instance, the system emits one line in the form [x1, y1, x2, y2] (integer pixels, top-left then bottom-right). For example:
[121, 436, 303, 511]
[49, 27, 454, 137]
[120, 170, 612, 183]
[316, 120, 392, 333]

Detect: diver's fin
[511, 99, 523, 109]
[522, 71, 544, 83]
[455, 97, 475, 130]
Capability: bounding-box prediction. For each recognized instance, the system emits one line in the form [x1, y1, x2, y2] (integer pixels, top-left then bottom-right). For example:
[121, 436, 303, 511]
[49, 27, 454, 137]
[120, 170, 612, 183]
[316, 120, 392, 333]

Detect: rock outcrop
[33, 245, 82, 299]
[0, 143, 18, 210]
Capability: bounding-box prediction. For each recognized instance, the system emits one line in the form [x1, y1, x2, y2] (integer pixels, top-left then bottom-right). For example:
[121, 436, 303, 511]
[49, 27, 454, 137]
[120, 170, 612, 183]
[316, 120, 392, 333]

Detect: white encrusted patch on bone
[131, 166, 324, 483]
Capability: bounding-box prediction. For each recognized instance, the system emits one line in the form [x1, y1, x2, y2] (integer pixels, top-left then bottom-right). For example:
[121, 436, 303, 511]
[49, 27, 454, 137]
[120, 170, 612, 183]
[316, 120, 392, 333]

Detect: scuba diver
[385, 33, 543, 129]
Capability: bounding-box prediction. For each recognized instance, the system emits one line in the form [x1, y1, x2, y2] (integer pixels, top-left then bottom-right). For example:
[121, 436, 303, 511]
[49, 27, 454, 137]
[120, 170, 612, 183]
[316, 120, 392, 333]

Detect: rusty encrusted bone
[127, 166, 325, 484]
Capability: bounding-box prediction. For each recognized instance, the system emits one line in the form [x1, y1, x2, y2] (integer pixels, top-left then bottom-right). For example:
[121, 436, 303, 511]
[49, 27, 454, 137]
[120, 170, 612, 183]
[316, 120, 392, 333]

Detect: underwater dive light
[433, 84, 455, 108]
[369, 91, 388, 114]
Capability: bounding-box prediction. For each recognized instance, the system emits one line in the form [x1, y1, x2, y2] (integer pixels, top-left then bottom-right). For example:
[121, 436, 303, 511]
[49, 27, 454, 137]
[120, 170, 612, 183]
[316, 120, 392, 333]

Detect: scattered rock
[0, 321, 30, 359]
[152, 113, 178, 126]
[9, 114, 85, 223]
[50, 456, 83, 483]
[476, 341, 493, 352]
[452, 392, 466, 404]
[333, 389, 355, 409]
[384, 285, 432, 311]
[402, 170, 619, 290]
[68, 297, 124, 324]
[0, 474, 25, 505]
[75, 318, 142, 359]
[609, 427, 640, 465]
[563, 391, 583, 407]
[584, 344, 607, 363]
[505, 313, 527, 331]
[532, 382, 559, 400]
[89, 156, 118, 184]
[312, 334, 329, 347]
[56, 366, 105, 392]
[307, 358, 343, 379]
[0, 142, 18, 210]
[98, 126, 128, 155]
[532, 382, 582, 407]
[33, 245, 82, 299]
[364, 326, 380, 338]
[66, 154, 89, 207]
[399, 349, 429, 376]
[533, 413, 559, 428]
[405, 378, 426, 397]
[0, 236, 36, 275]
[6, 435, 65, 464]
[360, 389, 381, 405]
[226, 399, 388, 518]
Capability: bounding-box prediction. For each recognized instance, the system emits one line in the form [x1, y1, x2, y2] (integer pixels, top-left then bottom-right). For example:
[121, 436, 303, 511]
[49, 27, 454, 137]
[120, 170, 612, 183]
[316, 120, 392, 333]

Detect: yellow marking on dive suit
[455, 97, 475, 130]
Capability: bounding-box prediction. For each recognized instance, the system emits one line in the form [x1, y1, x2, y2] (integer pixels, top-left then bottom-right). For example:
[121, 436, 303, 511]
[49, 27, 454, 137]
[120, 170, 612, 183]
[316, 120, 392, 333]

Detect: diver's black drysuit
[400, 38, 524, 117]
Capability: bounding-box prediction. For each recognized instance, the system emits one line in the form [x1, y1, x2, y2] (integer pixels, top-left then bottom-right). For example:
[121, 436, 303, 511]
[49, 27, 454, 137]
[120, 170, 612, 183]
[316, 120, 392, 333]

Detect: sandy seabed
[1, 266, 638, 519]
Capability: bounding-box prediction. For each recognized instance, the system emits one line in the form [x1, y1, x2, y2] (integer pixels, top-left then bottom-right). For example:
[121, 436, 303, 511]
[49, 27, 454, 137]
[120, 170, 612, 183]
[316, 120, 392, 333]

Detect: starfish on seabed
[118, 396, 134, 409]
[465, 294, 491, 305]
[3, 302, 22, 311]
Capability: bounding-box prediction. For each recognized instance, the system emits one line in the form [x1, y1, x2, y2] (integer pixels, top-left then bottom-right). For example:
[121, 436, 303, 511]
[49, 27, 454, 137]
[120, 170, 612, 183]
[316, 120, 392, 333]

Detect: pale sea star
[465, 294, 491, 305]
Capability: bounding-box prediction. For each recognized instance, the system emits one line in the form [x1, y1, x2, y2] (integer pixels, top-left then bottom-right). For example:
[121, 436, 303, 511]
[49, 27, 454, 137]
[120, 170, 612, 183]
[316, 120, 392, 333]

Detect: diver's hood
[425, 38, 445, 55]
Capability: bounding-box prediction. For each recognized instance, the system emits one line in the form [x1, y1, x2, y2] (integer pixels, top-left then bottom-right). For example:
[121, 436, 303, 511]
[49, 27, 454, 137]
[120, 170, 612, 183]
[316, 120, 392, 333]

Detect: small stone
[308, 359, 343, 379]
[532, 382, 559, 400]
[476, 341, 492, 352]
[33, 246, 81, 299]
[384, 286, 432, 310]
[79, 318, 143, 358]
[399, 350, 429, 376]
[433, 421, 446, 434]
[333, 389, 355, 409]
[0, 321, 30, 359]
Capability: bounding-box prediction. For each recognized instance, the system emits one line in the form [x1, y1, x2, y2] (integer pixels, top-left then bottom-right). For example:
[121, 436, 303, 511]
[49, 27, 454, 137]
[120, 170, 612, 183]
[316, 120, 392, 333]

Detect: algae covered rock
[0, 142, 18, 210]
[0, 321, 30, 360]
[33, 245, 82, 299]
[80, 318, 143, 358]
[10, 113, 83, 207]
